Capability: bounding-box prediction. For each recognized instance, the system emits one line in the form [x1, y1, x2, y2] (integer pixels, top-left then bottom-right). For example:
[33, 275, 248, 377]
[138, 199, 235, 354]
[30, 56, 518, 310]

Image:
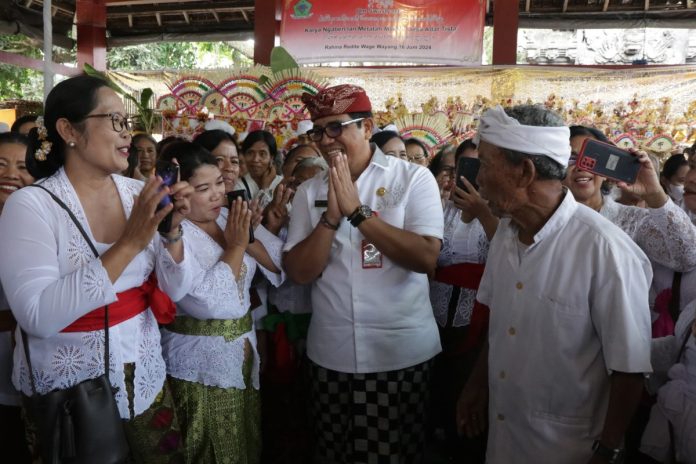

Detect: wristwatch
[347, 205, 373, 227]
[592, 440, 625, 464]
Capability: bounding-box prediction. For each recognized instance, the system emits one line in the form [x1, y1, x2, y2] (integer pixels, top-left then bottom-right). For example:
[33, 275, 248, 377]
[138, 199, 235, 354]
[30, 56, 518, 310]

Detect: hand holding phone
[456, 157, 480, 192]
[155, 160, 179, 234]
[575, 139, 640, 184]
[226, 189, 255, 244]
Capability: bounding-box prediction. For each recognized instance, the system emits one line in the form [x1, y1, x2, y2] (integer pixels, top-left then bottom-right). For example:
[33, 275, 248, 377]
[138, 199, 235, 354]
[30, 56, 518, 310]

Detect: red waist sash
[433, 262, 489, 354]
[61, 273, 176, 332]
[433, 262, 486, 289]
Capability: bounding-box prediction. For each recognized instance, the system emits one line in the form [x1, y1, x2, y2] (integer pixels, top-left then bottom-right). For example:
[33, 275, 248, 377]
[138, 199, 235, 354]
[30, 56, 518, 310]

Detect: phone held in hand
[456, 157, 480, 192]
[155, 160, 179, 234]
[576, 139, 641, 184]
[226, 189, 255, 244]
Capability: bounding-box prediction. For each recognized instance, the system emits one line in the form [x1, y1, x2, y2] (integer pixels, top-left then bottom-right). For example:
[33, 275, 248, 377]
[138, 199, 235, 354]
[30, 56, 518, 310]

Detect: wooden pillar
[254, 0, 279, 65]
[76, 0, 107, 71]
[492, 0, 519, 65]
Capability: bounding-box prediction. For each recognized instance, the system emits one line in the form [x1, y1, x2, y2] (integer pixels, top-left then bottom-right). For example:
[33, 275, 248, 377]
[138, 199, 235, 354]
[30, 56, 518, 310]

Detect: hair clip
[34, 116, 52, 161]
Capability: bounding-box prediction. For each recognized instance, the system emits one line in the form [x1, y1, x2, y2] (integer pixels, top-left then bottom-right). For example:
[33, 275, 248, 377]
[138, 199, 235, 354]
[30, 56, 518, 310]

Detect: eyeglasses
[306, 118, 364, 142]
[408, 154, 428, 162]
[84, 113, 133, 133]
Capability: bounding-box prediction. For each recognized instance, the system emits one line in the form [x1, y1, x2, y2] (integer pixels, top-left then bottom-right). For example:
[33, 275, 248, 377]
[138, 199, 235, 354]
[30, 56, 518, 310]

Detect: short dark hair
[0, 132, 29, 147]
[158, 140, 217, 182]
[25, 75, 110, 179]
[194, 129, 238, 154]
[662, 154, 688, 181]
[132, 133, 157, 149]
[404, 138, 429, 156]
[241, 130, 277, 158]
[569, 125, 611, 145]
[369, 130, 402, 150]
[10, 115, 38, 134]
[455, 139, 477, 159]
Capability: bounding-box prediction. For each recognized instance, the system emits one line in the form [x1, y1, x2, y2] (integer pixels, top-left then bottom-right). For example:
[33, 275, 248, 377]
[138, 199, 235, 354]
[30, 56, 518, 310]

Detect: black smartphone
[155, 160, 179, 234]
[226, 189, 255, 244]
[456, 157, 480, 192]
[576, 138, 641, 184]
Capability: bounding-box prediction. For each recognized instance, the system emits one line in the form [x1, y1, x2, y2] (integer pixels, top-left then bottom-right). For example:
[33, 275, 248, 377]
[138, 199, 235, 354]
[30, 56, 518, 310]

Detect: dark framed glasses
[306, 118, 364, 142]
[84, 113, 133, 133]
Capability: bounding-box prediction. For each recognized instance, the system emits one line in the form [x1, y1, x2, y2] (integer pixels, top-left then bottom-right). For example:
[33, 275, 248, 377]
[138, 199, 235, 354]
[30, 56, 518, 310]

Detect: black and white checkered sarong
[309, 359, 432, 464]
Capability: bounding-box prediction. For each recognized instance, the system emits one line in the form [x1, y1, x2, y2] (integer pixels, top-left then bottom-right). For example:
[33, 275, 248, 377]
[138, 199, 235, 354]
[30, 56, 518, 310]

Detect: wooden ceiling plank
[128, 13, 132, 27]
[603, 0, 610, 11]
[183, 10, 189, 23]
[212, 10, 220, 22]
[241, 9, 249, 22]
[645, 0, 650, 10]
[525, 0, 531, 12]
[156, 11, 162, 26]
[562, 0, 569, 12]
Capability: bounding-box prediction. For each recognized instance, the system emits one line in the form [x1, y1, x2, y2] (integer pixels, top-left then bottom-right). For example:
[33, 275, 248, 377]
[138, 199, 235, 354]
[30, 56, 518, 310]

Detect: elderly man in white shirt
[456, 105, 653, 464]
[283, 84, 444, 463]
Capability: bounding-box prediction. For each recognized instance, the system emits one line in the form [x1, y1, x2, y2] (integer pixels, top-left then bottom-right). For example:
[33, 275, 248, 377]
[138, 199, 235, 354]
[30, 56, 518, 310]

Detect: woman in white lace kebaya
[641, 300, 696, 463]
[157, 142, 283, 464]
[429, 154, 498, 461]
[564, 126, 696, 289]
[0, 132, 33, 463]
[0, 76, 197, 462]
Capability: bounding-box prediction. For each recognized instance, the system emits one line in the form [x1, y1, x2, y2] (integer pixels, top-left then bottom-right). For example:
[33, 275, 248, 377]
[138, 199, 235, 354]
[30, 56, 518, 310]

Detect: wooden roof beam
[212, 10, 220, 22]
[645, 0, 650, 10]
[240, 9, 249, 22]
[155, 11, 162, 26]
[128, 13, 132, 27]
[562, 0, 569, 12]
[182, 10, 189, 24]
[603, 0, 611, 11]
[107, 2, 254, 15]
[525, 0, 531, 12]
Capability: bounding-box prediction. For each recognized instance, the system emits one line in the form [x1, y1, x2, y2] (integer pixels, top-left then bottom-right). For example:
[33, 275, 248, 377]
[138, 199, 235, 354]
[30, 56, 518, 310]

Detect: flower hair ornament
[34, 116, 52, 161]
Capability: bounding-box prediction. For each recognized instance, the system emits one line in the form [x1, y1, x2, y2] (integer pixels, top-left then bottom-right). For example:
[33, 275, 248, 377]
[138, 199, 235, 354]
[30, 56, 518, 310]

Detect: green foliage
[0, 35, 46, 101]
[84, 63, 158, 133]
[107, 41, 253, 71]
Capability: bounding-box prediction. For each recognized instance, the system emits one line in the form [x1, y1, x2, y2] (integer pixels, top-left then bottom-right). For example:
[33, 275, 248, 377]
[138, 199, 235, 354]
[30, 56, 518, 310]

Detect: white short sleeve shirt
[284, 148, 444, 374]
[477, 191, 653, 463]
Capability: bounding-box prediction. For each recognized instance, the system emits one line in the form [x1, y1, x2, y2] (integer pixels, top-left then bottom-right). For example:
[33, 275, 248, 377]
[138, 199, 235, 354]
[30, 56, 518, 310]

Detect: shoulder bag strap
[21, 184, 111, 391]
[668, 271, 683, 327]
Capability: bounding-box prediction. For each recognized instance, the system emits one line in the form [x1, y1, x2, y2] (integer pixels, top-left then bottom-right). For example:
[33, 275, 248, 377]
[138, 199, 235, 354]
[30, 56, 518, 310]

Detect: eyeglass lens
[310, 122, 344, 142]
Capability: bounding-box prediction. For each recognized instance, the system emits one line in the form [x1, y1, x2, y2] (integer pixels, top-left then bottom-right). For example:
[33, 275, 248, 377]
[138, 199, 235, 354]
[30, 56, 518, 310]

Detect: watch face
[359, 205, 372, 217]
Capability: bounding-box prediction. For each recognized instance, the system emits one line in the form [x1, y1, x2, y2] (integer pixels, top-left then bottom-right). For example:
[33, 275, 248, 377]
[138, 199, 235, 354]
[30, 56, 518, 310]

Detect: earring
[68, 141, 76, 148]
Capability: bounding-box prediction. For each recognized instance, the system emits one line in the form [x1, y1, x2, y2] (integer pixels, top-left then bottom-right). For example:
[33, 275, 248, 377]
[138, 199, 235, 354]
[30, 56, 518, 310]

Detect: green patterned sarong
[166, 315, 260, 464]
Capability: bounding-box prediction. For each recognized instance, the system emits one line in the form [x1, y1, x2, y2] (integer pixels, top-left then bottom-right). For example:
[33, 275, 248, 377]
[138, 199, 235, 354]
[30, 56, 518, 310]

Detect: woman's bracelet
[160, 224, 183, 244]
[318, 212, 340, 231]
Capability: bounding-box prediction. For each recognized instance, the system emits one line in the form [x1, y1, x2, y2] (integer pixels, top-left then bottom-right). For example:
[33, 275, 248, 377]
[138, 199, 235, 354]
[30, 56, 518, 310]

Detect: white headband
[474, 105, 571, 168]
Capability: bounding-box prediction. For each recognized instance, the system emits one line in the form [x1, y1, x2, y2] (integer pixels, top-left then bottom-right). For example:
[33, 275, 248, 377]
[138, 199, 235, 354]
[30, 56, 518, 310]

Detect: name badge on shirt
[362, 240, 382, 269]
[314, 200, 328, 208]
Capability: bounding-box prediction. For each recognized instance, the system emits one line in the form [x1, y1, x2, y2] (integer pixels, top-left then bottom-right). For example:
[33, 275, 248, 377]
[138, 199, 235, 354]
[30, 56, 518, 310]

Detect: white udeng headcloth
[473, 105, 571, 168]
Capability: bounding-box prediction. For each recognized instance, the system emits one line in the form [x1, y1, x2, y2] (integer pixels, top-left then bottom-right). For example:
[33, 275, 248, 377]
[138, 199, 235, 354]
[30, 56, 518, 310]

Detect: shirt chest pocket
[377, 206, 405, 229]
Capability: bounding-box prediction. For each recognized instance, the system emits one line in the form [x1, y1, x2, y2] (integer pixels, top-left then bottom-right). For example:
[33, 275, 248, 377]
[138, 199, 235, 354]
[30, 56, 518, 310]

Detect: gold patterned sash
[166, 314, 253, 342]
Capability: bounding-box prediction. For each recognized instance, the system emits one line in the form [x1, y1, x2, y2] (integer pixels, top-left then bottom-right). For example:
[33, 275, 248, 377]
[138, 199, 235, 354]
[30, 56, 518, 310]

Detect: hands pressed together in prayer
[326, 154, 362, 224]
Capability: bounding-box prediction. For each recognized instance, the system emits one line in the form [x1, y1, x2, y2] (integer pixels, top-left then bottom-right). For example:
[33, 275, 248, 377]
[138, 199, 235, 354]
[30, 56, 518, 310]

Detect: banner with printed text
[279, 0, 485, 65]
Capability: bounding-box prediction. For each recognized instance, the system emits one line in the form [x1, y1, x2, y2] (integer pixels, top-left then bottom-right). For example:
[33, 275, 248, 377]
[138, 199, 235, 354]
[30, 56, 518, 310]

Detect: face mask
[670, 184, 685, 202]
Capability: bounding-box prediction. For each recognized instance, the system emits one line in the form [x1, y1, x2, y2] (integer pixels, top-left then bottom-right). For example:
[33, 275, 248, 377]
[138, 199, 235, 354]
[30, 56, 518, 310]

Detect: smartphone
[576, 139, 641, 184]
[155, 160, 179, 234]
[456, 157, 480, 192]
[226, 189, 255, 244]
